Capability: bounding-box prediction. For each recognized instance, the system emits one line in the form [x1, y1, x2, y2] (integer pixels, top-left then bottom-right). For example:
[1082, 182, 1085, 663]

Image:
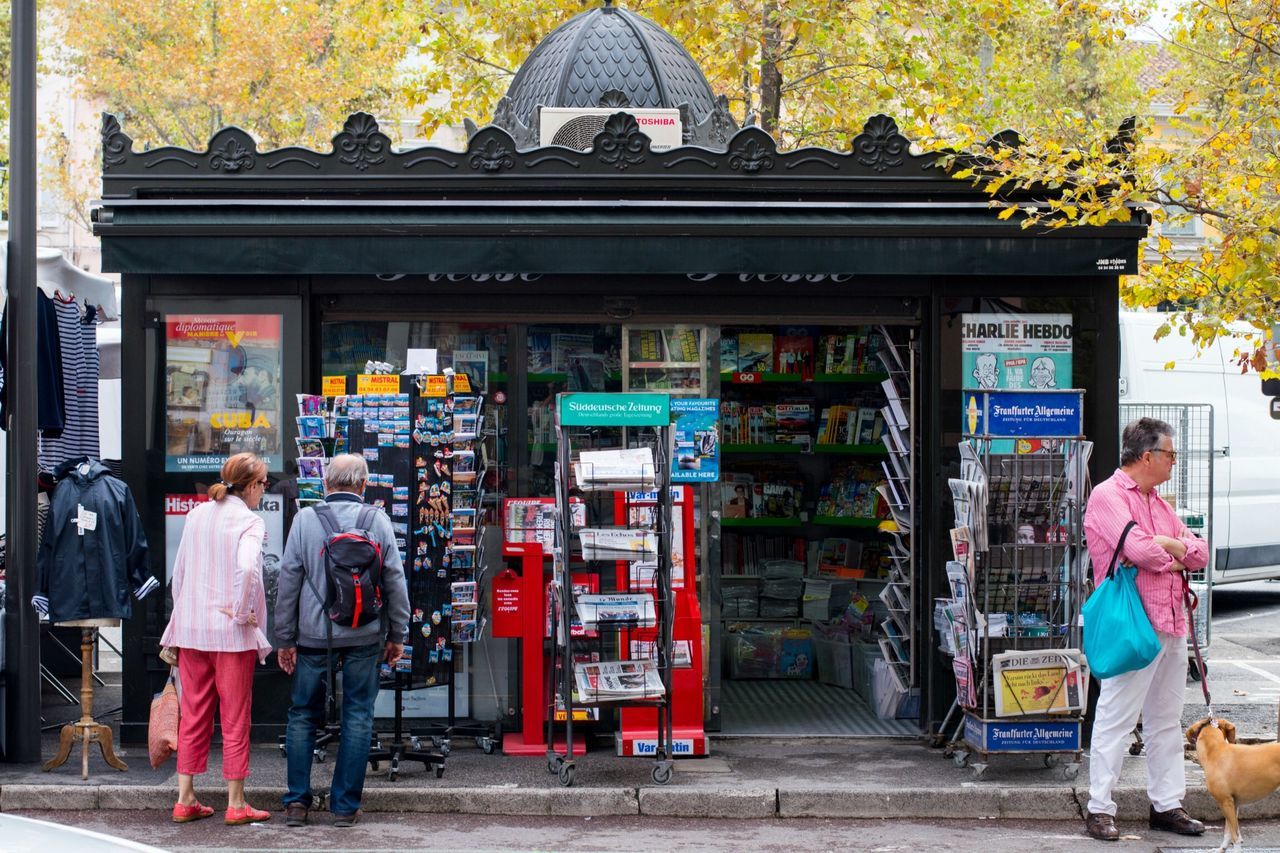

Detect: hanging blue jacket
[33, 457, 157, 622]
[0, 290, 67, 437]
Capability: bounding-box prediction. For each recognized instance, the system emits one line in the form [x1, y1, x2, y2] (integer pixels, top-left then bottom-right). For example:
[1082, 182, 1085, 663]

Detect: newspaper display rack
[941, 388, 1091, 780]
[546, 392, 676, 787]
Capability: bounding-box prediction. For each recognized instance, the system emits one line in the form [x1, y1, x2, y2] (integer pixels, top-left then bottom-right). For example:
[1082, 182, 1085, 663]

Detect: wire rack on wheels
[1119, 402, 1213, 658]
[948, 389, 1091, 781]
[546, 392, 675, 787]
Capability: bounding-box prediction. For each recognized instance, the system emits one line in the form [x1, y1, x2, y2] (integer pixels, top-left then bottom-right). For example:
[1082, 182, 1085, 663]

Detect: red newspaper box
[491, 569, 522, 638]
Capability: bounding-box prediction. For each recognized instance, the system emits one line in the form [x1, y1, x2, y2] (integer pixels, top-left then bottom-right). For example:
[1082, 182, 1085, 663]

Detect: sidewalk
[1, 725, 1269, 823]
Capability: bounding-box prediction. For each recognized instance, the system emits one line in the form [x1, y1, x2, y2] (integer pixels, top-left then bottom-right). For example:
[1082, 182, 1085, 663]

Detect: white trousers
[1087, 631, 1189, 816]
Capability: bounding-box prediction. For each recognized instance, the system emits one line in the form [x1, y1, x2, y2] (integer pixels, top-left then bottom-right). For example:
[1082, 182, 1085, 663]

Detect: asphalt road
[16, 809, 1280, 852]
[1182, 579, 1280, 737]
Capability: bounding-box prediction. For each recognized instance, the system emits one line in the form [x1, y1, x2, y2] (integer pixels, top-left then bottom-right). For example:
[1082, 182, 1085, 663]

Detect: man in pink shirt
[1083, 417, 1209, 841]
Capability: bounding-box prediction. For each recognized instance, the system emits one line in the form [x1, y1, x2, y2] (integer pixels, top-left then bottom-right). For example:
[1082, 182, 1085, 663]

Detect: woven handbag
[148, 669, 180, 768]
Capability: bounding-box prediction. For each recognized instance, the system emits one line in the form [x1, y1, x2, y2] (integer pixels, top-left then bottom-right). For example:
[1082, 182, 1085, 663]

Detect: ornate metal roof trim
[103, 112, 950, 188]
[100, 111, 1141, 213]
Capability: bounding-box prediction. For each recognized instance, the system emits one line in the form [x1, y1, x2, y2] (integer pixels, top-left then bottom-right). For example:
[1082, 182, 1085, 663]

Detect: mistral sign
[559, 392, 671, 427]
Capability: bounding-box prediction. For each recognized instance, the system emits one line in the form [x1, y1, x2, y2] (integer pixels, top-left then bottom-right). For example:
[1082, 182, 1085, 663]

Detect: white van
[1119, 310, 1280, 584]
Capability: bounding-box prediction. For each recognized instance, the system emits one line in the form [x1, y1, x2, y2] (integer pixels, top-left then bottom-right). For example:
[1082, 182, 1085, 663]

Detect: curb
[1, 782, 1269, 822]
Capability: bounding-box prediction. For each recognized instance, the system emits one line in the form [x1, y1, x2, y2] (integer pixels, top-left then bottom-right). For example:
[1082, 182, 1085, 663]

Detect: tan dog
[1187, 718, 1280, 852]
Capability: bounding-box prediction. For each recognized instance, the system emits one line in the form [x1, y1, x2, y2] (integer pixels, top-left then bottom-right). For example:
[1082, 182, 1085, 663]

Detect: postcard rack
[546, 392, 676, 787]
[941, 389, 1091, 780]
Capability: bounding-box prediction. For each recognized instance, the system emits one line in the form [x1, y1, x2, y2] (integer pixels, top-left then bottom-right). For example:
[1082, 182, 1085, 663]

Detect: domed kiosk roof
[488, 0, 736, 149]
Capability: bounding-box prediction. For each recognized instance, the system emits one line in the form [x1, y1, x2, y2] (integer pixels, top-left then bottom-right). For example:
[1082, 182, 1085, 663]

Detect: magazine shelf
[623, 325, 708, 397]
[715, 325, 919, 709]
[546, 392, 678, 787]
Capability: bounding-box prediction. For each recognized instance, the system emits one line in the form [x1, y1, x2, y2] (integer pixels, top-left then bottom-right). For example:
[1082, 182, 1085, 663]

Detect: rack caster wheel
[548, 755, 563, 774]
[371, 761, 381, 772]
[440, 741, 452, 757]
[389, 770, 398, 782]
[315, 750, 327, 763]
[278, 743, 287, 757]
[1061, 763, 1080, 781]
[1043, 753, 1059, 769]
[435, 765, 445, 779]
[1128, 741, 1144, 756]
[942, 746, 955, 759]
[476, 736, 495, 755]
[953, 750, 970, 768]
[651, 762, 673, 785]
[970, 763, 988, 781]
[558, 762, 575, 787]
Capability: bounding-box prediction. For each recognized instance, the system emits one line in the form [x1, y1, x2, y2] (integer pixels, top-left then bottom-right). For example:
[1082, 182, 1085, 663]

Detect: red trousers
[176, 648, 256, 780]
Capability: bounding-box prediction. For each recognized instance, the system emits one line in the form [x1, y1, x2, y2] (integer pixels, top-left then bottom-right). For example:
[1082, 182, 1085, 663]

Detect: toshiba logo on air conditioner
[539, 108, 683, 152]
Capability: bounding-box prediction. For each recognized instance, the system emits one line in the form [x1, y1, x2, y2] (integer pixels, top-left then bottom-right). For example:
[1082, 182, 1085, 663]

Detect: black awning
[97, 201, 1142, 276]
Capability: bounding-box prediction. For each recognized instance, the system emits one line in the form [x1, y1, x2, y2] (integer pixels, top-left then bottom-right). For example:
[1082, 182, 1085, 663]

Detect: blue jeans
[283, 642, 381, 816]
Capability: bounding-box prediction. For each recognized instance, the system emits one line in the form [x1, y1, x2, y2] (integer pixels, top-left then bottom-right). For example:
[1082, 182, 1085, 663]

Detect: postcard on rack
[297, 457, 325, 479]
[296, 437, 325, 458]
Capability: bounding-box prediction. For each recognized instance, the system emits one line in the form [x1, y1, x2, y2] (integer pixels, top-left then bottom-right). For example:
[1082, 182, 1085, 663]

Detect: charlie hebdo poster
[961, 313, 1073, 451]
[165, 314, 283, 472]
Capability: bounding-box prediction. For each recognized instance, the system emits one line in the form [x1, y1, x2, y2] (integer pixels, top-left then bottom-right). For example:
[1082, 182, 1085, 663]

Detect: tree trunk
[759, 0, 783, 134]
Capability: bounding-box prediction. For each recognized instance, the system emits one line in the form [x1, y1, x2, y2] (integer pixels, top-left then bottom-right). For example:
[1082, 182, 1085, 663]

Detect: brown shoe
[1149, 806, 1205, 835]
[333, 809, 362, 828]
[1086, 812, 1119, 841]
[284, 803, 308, 827]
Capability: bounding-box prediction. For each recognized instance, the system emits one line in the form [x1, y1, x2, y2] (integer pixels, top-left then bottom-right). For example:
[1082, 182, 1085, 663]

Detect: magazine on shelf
[577, 527, 659, 561]
[573, 447, 657, 490]
[575, 593, 657, 628]
[629, 639, 694, 669]
[574, 660, 666, 702]
[451, 351, 488, 395]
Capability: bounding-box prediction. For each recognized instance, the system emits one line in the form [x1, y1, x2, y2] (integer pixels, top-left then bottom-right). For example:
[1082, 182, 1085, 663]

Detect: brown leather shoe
[284, 803, 308, 827]
[1086, 812, 1120, 841]
[1149, 806, 1205, 835]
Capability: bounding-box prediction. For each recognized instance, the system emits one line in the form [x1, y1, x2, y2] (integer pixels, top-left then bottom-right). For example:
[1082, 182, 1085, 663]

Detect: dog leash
[1182, 570, 1215, 725]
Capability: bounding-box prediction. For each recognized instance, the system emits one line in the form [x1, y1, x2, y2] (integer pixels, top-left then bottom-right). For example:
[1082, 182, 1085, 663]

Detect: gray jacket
[274, 493, 410, 649]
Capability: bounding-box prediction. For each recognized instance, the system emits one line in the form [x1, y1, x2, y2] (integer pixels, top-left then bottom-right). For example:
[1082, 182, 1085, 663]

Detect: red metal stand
[615, 487, 708, 757]
[499, 542, 558, 756]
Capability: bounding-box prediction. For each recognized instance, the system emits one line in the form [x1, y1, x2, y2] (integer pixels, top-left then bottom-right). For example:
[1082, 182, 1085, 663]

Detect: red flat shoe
[225, 804, 271, 825]
[172, 801, 215, 823]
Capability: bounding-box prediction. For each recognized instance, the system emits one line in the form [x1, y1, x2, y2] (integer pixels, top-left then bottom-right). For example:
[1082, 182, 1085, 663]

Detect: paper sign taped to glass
[992, 649, 1089, 717]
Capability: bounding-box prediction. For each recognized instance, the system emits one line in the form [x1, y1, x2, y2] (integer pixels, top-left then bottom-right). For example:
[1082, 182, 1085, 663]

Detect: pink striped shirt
[1083, 468, 1209, 636]
[160, 495, 273, 662]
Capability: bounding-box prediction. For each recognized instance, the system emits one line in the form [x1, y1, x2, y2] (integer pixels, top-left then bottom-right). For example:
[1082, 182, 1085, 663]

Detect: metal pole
[4, 0, 42, 762]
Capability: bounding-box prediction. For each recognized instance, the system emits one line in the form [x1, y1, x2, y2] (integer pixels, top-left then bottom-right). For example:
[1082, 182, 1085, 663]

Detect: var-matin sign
[559, 392, 671, 427]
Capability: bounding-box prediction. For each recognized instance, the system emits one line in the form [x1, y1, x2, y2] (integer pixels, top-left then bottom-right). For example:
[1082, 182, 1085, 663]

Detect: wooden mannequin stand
[43, 618, 128, 779]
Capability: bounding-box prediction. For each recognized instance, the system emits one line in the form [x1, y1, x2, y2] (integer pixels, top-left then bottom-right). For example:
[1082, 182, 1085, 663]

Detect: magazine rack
[873, 326, 917, 711]
[547, 392, 676, 786]
[942, 388, 1091, 780]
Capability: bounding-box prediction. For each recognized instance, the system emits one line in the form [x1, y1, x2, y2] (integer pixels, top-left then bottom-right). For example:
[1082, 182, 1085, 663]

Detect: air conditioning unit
[539, 108, 682, 152]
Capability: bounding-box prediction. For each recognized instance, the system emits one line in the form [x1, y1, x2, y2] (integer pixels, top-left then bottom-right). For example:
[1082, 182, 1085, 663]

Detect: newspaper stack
[575, 593, 657, 629]
[574, 660, 666, 703]
[577, 528, 659, 561]
[573, 447, 657, 491]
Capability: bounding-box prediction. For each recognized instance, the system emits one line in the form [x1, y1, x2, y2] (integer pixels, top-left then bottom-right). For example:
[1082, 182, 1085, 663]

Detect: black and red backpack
[312, 503, 384, 629]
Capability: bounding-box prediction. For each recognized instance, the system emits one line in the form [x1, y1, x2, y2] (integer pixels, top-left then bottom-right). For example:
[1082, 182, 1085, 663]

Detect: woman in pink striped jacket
[160, 452, 274, 826]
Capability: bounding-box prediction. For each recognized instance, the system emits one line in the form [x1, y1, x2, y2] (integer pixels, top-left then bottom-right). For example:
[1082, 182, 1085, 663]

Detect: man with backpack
[274, 454, 410, 828]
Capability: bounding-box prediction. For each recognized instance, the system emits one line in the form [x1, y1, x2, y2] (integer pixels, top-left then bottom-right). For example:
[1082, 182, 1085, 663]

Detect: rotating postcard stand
[547, 392, 676, 786]
[944, 388, 1091, 780]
